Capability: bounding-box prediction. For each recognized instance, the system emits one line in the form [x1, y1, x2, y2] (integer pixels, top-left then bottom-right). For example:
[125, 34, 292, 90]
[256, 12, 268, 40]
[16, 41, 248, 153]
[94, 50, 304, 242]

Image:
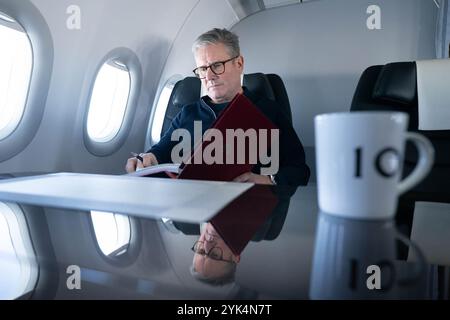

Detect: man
[190, 222, 239, 286]
[126, 28, 310, 186]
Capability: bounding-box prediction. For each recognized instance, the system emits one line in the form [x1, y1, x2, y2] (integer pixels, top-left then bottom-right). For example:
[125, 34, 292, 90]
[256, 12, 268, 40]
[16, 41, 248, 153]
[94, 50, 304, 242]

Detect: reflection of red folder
[210, 186, 278, 255]
[177, 93, 278, 181]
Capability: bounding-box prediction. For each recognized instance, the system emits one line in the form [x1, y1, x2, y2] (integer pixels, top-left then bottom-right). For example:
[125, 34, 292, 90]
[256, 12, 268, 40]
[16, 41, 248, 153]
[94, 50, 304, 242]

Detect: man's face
[194, 43, 244, 104]
[193, 223, 240, 279]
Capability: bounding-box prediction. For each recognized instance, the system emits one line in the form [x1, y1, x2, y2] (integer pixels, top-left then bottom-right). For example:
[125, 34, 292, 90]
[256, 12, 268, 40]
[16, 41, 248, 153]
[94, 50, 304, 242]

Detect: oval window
[150, 76, 182, 144]
[90, 211, 131, 257]
[0, 13, 33, 141]
[0, 202, 38, 299]
[86, 60, 131, 143]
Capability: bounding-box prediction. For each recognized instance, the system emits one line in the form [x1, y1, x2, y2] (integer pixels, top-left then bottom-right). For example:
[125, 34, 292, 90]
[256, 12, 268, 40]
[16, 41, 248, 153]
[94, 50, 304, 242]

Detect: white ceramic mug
[315, 112, 434, 219]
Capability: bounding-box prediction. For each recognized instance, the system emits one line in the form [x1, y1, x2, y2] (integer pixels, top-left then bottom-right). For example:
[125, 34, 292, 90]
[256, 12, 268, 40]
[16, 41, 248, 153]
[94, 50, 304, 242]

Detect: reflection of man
[186, 186, 297, 285]
[126, 28, 310, 186]
[190, 223, 240, 286]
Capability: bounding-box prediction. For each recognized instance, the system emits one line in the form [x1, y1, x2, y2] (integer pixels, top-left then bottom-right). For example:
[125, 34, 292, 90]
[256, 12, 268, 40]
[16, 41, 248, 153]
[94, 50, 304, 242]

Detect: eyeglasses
[192, 56, 240, 79]
[191, 241, 235, 263]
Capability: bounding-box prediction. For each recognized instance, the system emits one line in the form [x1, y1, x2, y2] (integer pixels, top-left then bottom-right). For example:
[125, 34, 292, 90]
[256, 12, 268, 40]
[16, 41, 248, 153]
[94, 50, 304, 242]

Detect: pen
[131, 152, 144, 163]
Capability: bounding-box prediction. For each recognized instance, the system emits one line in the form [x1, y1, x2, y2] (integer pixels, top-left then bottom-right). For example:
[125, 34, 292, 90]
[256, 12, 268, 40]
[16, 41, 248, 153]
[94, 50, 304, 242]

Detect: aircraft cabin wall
[0, 0, 199, 175]
[0, 0, 440, 182]
[232, 0, 437, 177]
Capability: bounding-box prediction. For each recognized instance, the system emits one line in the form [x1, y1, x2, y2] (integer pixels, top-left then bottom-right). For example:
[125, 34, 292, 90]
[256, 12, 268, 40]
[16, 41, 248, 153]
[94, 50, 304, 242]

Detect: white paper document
[127, 163, 181, 177]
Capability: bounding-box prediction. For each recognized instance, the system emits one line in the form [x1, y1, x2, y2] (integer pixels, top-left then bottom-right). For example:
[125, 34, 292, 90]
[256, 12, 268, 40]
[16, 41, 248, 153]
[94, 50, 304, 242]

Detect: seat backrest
[243, 72, 293, 124]
[161, 76, 201, 137]
[351, 61, 450, 201]
[351, 62, 418, 130]
[266, 73, 293, 124]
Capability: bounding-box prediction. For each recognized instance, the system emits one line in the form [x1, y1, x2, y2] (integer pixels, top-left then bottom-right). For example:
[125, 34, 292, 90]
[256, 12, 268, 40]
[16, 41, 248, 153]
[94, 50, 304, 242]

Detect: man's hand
[125, 152, 159, 173]
[233, 172, 274, 185]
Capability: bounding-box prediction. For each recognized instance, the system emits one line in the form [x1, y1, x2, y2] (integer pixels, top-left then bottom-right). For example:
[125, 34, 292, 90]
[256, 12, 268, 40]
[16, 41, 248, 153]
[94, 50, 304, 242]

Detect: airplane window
[0, 13, 33, 140]
[90, 211, 131, 257]
[150, 76, 182, 144]
[0, 202, 38, 299]
[86, 60, 131, 143]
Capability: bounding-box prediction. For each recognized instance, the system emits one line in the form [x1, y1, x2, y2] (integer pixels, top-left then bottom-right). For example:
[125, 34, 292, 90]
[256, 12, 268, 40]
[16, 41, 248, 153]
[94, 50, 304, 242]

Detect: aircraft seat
[266, 73, 293, 124]
[161, 76, 201, 137]
[243, 72, 293, 124]
[351, 61, 450, 241]
[351, 61, 450, 201]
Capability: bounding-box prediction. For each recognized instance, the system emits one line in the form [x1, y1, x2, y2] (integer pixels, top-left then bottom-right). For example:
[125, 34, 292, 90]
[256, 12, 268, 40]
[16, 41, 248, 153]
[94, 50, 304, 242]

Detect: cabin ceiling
[226, 0, 317, 20]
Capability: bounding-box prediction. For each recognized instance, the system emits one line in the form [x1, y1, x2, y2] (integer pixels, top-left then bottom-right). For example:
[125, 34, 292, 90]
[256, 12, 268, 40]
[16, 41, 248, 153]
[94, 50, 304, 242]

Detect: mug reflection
[309, 211, 427, 299]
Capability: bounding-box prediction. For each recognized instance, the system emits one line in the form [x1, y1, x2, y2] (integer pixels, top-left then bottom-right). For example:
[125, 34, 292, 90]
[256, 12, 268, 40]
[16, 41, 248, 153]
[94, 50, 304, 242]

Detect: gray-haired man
[126, 28, 310, 186]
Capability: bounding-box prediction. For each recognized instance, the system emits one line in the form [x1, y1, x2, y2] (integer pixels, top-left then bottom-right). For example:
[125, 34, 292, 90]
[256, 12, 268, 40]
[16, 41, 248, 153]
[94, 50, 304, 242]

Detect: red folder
[210, 186, 279, 255]
[178, 93, 278, 181]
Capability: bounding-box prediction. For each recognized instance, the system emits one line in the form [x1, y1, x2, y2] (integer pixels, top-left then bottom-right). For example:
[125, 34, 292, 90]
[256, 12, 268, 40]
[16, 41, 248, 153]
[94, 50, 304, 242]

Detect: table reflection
[310, 211, 428, 299]
[4, 174, 450, 299]
[166, 185, 297, 286]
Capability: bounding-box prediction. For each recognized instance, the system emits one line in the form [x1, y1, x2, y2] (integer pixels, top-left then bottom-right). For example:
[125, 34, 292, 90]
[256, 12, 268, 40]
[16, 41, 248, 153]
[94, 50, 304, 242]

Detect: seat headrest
[170, 77, 201, 108]
[160, 77, 200, 138]
[243, 73, 276, 101]
[372, 62, 416, 105]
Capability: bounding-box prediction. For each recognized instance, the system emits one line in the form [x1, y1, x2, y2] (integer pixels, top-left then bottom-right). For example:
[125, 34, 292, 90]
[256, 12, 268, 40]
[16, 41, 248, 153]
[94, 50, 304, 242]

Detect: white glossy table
[0, 173, 253, 223]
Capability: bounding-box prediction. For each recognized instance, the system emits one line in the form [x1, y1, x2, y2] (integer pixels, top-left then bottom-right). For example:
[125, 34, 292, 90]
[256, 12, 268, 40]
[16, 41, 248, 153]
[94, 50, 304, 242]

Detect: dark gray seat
[351, 61, 450, 201]
[160, 76, 201, 137]
[351, 62, 450, 242]
[243, 72, 293, 124]
[161, 73, 295, 235]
